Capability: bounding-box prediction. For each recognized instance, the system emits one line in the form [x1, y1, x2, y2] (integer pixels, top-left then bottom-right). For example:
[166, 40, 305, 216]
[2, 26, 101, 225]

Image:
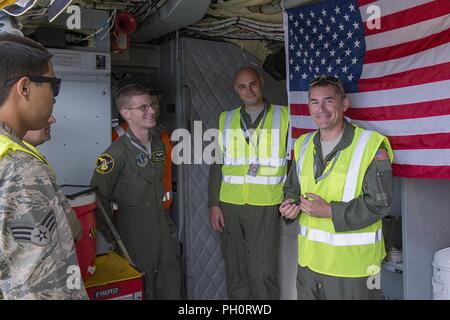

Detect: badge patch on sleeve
[10, 210, 56, 246]
[95, 153, 115, 174]
[152, 151, 165, 162]
[375, 149, 389, 161]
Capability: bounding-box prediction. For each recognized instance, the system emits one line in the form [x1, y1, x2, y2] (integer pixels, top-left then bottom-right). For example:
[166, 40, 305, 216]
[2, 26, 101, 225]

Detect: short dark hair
[115, 83, 152, 110]
[0, 33, 52, 106]
[0, 32, 49, 51]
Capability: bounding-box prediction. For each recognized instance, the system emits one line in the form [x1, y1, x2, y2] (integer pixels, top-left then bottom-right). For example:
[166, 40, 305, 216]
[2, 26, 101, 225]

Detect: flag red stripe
[358, 62, 450, 92]
[291, 127, 315, 138]
[345, 99, 450, 121]
[357, 0, 377, 6]
[290, 103, 309, 116]
[392, 164, 450, 179]
[364, 28, 450, 64]
[389, 133, 450, 150]
[364, 0, 450, 36]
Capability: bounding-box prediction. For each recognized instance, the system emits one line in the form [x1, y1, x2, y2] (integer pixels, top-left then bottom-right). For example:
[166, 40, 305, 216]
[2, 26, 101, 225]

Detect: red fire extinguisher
[111, 12, 137, 53]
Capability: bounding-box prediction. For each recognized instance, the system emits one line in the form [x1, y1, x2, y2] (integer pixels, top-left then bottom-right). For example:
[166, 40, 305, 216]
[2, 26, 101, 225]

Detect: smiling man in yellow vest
[209, 66, 289, 299]
[280, 75, 394, 300]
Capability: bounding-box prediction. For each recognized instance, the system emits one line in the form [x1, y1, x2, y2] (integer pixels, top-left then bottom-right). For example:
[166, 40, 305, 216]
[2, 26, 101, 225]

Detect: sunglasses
[4, 75, 62, 97]
[310, 75, 345, 92]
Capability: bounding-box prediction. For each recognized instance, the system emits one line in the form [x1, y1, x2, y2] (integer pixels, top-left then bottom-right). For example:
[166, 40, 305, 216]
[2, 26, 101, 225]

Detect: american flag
[284, 0, 450, 179]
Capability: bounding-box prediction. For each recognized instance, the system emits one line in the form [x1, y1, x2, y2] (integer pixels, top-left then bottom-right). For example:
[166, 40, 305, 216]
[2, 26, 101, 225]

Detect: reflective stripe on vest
[223, 155, 287, 167]
[296, 132, 314, 178]
[222, 109, 234, 165]
[271, 106, 281, 163]
[298, 225, 383, 246]
[342, 130, 372, 201]
[223, 175, 286, 185]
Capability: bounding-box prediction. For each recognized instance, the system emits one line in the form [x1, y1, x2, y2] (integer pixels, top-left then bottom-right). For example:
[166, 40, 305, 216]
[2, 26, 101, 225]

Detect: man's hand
[300, 193, 332, 218]
[210, 206, 225, 232]
[279, 198, 301, 220]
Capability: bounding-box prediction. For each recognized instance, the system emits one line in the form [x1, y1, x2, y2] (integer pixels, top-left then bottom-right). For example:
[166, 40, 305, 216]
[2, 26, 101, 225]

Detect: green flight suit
[209, 102, 285, 300]
[90, 127, 181, 300]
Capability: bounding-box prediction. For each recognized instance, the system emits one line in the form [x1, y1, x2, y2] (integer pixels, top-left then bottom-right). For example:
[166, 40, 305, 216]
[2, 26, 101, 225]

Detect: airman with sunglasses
[280, 75, 394, 300]
[0, 33, 88, 300]
[0, 31, 84, 248]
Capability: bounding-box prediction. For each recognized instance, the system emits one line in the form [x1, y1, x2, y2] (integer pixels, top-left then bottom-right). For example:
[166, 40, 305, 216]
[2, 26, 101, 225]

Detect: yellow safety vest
[218, 104, 289, 205]
[0, 133, 47, 163]
[294, 126, 393, 277]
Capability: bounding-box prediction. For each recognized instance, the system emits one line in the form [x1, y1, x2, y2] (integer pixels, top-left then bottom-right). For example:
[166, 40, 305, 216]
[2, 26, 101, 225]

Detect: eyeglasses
[4, 75, 62, 97]
[125, 102, 159, 112]
[310, 75, 345, 92]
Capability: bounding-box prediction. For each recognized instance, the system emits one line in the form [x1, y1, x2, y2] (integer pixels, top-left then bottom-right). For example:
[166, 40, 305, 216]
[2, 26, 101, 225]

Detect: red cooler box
[84, 251, 144, 300]
[62, 185, 97, 281]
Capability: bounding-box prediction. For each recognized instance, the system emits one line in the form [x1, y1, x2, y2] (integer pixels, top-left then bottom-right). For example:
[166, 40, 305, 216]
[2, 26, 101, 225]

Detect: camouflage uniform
[0, 122, 88, 300]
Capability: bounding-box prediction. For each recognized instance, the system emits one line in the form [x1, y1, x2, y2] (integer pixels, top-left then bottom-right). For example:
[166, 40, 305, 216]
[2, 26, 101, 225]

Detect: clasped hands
[279, 193, 332, 220]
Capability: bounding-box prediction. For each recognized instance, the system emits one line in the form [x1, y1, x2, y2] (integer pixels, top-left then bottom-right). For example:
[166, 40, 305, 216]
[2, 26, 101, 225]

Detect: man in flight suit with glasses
[90, 84, 181, 299]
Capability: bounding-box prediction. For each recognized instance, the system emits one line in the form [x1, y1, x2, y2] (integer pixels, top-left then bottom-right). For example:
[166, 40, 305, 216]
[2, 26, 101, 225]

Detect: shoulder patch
[95, 153, 115, 174]
[10, 210, 56, 247]
[375, 149, 389, 161]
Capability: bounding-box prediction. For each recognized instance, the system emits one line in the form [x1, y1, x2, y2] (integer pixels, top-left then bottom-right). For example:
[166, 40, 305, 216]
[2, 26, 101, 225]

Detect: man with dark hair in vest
[209, 66, 289, 299]
[280, 75, 394, 300]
